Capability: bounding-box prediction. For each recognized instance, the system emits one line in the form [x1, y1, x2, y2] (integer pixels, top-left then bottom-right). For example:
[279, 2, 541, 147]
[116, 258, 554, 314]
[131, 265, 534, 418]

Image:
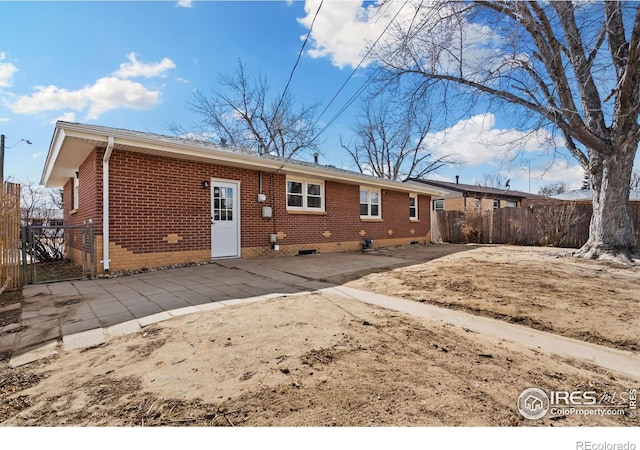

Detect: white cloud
[424, 113, 563, 167]
[526, 160, 584, 191]
[299, 0, 509, 83]
[0, 52, 18, 88]
[12, 77, 161, 119]
[11, 53, 174, 120]
[31, 151, 44, 160]
[85, 77, 161, 119]
[176, 0, 193, 8]
[52, 112, 76, 124]
[0, 117, 9, 123]
[113, 52, 176, 79]
[298, 0, 397, 69]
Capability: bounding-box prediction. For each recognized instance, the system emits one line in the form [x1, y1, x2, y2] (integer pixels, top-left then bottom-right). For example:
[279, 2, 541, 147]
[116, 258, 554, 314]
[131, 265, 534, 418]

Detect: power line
[310, 0, 410, 144]
[272, 0, 323, 123]
[271, 0, 324, 170]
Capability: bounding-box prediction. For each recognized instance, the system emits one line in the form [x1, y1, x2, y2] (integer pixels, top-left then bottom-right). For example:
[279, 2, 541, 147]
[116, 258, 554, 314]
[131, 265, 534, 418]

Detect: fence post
[20, 225, 27, 285]
[88, 219, 95, 278]
[82, 221, 87, 278]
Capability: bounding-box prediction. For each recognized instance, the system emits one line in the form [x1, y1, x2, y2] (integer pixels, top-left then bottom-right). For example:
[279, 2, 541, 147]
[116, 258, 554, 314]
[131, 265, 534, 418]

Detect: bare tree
[538, 181, 568, 197]
[175, 60, 320, 159]
[20, 182, 64, 262]
[479, 173, 507, 189]
[341, 94, 451, 181]
[374, 1, 640, 264]
[20, 182, 62, 226]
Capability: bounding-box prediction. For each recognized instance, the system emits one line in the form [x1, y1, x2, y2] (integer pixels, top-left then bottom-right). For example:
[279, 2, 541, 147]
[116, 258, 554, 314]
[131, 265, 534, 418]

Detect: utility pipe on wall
[102, 136, 115, 272]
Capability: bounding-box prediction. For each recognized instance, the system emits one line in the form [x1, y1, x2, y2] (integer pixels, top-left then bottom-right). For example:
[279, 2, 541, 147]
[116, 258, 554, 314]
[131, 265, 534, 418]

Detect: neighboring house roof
[41, 122, 442, 196]
[407, 178, 541, 200]
[552, 189, 640, 201]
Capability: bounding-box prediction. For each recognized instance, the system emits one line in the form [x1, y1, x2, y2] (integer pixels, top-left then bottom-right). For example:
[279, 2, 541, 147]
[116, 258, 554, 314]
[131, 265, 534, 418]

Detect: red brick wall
[274, 183, 414, 243]
[67, 147, 430, 262]
[63, 150, 102, 250]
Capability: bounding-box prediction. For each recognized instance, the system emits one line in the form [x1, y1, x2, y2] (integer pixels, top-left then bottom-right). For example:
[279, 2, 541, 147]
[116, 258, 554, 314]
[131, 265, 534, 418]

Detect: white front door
[211, 180, 240, 258]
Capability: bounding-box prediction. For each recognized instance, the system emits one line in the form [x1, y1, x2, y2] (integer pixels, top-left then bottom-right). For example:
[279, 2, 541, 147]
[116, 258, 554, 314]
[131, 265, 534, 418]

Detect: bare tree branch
[372, 0, 639, 262]
[342, 93, 453, 181]
[175, 60, 320, 159]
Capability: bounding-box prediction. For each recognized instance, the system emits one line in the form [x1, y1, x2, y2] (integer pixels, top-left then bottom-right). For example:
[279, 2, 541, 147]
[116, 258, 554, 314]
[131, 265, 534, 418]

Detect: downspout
[102, 136, 115, 272]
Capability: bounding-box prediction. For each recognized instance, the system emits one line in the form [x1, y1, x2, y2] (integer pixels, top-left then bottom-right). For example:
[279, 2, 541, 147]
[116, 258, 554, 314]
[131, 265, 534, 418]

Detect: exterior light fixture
[202, 180, 210, 189]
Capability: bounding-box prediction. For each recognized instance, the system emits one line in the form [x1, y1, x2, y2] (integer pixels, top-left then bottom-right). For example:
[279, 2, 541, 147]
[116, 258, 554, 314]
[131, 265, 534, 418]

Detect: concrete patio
[4, 245, 468, 365]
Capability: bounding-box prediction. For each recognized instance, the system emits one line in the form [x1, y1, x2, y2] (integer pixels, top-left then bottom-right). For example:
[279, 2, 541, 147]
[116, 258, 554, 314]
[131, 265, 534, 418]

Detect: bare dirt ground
[0, 245, 638, 427]
[347, 245, 640, 352]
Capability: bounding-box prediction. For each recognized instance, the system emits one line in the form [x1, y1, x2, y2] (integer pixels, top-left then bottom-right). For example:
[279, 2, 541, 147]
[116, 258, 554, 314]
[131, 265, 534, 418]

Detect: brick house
[408, 177, 541, 212]
[40, 122, 440, 274]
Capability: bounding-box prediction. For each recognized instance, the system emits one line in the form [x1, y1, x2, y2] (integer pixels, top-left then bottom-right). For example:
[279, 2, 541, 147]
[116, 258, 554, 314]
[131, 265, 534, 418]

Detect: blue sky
[1, 0, 636, 193]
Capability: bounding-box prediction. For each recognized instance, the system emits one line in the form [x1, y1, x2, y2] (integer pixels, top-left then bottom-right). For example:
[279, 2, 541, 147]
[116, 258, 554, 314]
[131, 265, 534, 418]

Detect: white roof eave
[42, 122, 442, 196]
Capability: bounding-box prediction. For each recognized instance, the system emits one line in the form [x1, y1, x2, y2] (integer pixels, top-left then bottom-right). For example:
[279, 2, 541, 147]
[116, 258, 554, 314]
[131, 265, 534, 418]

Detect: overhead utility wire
[310, 0, 395, 127]
[310, 0, 410, 144]
[272, 0, 323, 171]
[271, 0, 323, 127]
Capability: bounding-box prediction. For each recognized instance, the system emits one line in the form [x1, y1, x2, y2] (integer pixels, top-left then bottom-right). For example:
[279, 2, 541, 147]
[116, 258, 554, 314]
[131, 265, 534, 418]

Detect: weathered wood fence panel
[432, 203, 640, 248]
[0, 182, 22, 289]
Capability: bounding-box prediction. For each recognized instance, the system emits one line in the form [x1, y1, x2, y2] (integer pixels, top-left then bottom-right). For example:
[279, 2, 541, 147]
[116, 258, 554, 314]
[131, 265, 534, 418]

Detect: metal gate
[20, 220, 95, 284]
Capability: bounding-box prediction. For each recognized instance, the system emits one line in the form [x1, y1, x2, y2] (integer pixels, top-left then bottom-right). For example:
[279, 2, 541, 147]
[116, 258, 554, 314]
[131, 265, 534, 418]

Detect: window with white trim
[360, 188, 381, 218]
[493, 200, 500, 209]
[409, 193, 418, 220]
[286, 178, 324, 211]
[73, 172, 79, 210]
[506, 200, 518, 208]
[433, 199, 444, 211]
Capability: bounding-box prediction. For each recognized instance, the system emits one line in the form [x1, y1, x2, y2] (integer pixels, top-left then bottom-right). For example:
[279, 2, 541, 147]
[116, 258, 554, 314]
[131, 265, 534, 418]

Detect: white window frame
[286, 177, 325, 212]
[506, 200, 518, 208]
[73, 172, 79, 210]
[360, 187, 381, 219]
[409, 193, 419, 220]
[493, 199, 500, 209]
[433, 199, 444, 211]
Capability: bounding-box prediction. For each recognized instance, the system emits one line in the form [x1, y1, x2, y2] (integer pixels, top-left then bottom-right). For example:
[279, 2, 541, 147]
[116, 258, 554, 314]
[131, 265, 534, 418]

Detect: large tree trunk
[576, 144, 638, 265]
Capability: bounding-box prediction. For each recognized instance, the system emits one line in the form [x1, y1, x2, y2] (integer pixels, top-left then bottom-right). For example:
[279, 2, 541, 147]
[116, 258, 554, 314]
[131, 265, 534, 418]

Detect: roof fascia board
[54, 122, 441, 196]
[279, 165, 440, 195]
[40, 127, 66, 185]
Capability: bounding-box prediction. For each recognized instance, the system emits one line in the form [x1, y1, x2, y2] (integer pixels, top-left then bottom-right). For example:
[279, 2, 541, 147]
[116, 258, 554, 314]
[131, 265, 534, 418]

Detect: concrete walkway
[3, 247, 640, 379]
[4, 262, 326, 366]
[324, 285, 640, 379]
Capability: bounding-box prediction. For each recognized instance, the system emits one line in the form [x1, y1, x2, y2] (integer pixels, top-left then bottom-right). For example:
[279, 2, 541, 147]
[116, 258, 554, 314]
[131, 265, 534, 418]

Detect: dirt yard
[0, 245, 638, 427]
[347, 245, 640, 352]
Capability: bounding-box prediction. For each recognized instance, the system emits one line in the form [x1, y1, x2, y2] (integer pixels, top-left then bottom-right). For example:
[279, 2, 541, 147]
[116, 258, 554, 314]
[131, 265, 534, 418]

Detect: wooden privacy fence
[0, 182, 21, 290]
[432, 202, 640, 248]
